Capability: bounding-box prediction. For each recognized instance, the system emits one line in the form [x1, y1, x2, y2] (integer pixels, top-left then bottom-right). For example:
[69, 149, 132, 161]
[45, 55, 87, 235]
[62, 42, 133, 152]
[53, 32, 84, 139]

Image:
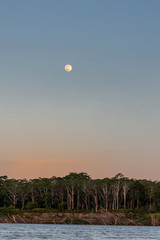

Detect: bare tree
[82, 181, 90, 210]
[4, 179, 20, 208]
[91, 180, 100, 212]
[111, 174, 123, 210]
[100, 178, 110, 211]
[121, 178, 130, 208]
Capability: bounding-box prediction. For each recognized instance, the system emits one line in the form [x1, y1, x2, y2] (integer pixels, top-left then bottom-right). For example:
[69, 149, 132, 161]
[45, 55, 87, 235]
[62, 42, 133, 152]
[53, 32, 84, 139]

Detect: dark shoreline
[0, 212, 160, 226]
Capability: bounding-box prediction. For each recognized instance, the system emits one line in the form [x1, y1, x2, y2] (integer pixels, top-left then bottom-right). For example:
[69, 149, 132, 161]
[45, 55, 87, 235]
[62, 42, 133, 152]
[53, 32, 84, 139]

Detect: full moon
[64, 64, 72, 72]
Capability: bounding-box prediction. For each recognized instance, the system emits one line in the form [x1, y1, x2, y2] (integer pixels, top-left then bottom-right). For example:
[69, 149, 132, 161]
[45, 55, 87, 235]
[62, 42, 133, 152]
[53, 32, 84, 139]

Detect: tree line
[0, 173, 160, 213]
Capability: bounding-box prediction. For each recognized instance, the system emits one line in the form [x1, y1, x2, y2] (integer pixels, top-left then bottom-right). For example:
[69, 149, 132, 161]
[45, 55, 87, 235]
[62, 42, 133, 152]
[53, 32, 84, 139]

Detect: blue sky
[0, 0, 160, 179]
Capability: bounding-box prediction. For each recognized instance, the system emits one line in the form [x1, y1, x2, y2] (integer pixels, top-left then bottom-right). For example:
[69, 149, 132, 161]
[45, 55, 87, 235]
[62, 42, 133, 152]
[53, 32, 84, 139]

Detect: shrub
[26, 202, 38, 210]
[59, 201, 67, 211]
[0, 207, 21, 216]
[32, 208, 49, 213]
[65, 217, 71, 224]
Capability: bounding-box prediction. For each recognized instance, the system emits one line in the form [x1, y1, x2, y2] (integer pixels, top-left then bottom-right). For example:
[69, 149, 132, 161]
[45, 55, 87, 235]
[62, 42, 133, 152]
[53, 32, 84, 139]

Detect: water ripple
[0, 224, 160, 240]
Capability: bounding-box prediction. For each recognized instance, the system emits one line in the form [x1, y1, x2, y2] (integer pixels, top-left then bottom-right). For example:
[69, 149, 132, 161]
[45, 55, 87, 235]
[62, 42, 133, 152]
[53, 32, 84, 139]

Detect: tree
[0, 172, 159, 213]
[121, 177, 130, 208]
[90, 179, 101, 212]
[19, 179, 29, 210]
[111, 174, 123, 210]
[100, 178, 110, 211]
[4, 179, 20, 208]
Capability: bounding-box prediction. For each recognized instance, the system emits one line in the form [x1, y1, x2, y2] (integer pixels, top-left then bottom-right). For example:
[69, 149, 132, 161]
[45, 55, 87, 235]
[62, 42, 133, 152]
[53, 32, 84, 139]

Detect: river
[0, 224, 159, 239]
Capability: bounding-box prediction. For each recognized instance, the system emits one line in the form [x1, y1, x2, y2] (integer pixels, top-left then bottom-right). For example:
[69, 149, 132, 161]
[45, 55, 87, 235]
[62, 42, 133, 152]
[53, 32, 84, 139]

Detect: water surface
[0, 224, 160, 240]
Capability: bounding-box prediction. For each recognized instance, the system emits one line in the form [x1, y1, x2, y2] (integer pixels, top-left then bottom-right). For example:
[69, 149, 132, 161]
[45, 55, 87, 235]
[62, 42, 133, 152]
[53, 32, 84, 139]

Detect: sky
[0, 0, 160, 180]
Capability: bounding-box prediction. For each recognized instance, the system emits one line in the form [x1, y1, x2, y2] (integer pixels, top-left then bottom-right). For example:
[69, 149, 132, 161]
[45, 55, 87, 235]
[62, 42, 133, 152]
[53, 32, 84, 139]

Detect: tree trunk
[13, 195, 16, 208]
[116, 193, 119, 210]
[105, 197, 108, 211]
[67, 189, 71, 210]
[31, 189, 34, 202]
[71, 186, 74, 210]
[150, 196, 152, 210]
[123, 191, 126, 208]
[22, 198, 25, 210]
[77, 190, 80, 210]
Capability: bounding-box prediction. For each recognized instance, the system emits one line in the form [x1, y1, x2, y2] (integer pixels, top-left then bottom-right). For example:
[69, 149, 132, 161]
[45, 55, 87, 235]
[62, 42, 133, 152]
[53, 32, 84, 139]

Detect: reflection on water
[0, 224, 160, 240]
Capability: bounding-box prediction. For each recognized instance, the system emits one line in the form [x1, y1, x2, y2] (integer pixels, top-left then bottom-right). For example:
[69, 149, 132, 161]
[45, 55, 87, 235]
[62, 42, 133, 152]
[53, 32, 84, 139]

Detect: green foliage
[65, 216, 89, 224]
[32, 208, 50, 213]
[65, 217, 72, 224]
[26, 202, 38, 210]
[59, 201, 67, 211]
[71, 216, 89, 224]
[0, 207, 21, 216]
[0, 172, 160, 220]
[0, 207, 10, 216]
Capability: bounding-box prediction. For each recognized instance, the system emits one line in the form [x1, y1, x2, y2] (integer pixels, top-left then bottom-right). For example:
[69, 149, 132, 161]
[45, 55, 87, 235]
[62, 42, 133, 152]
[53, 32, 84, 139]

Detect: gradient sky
[0, 0, 160, 180]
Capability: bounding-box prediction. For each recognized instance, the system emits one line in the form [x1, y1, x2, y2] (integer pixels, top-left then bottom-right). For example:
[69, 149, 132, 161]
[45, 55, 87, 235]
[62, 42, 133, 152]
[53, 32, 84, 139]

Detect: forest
[0, 172, 160, 214]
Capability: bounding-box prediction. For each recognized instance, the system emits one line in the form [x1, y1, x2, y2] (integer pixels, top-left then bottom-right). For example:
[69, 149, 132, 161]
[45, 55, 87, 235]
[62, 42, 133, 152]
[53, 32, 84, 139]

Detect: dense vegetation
[0, 173, 160, 214]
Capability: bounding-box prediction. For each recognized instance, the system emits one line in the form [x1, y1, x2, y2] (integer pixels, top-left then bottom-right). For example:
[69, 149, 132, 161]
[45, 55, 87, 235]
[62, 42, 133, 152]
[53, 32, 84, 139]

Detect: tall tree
[4, 179, 20, 208]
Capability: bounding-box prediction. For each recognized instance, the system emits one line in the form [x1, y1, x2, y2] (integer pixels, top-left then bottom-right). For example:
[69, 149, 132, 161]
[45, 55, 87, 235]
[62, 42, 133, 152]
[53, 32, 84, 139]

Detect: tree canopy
[0, 173, 159, 213]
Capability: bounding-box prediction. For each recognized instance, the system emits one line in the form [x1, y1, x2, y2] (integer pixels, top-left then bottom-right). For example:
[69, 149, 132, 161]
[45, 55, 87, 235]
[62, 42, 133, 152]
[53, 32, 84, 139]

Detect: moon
[64, 64, 72, 72]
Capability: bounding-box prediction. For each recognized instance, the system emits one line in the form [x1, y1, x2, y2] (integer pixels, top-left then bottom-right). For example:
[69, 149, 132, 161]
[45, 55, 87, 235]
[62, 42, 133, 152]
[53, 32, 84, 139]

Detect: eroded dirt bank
[0, 212, 159, 226]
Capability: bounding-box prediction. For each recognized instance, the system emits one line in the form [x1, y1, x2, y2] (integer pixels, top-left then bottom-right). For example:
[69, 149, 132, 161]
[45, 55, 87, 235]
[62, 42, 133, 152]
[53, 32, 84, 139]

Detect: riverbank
[0, 211, 160, 226]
